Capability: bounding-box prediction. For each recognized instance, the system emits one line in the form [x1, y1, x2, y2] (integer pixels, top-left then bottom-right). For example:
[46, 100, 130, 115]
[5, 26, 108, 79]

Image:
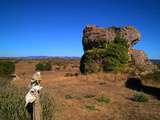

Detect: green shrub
[97, 95, 110, 104]
[103, 55, 121, 71]
[80, 35, 129, 73]
[103, 38, 129, 71]
[80, 48, 105, 73]
[132, 93, 149, 102]
[83, 36, 108, 51]
[81, 61, 101, 74]
[0, 61, 15, 77]
[36, 62, 52, 71]
[85, 104, 97, 110]
[114, 34, 128, 48]
[45, 63, 52, 71]
[36, 63, 44, 71]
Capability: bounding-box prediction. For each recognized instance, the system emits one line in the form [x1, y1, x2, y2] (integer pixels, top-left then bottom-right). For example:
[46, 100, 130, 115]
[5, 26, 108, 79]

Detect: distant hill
[0, 56, 80, 60]
[150, 59, 160, 64]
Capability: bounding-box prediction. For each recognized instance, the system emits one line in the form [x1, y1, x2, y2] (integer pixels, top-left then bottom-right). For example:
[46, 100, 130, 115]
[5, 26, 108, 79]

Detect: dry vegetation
[1, 58, 160, 120]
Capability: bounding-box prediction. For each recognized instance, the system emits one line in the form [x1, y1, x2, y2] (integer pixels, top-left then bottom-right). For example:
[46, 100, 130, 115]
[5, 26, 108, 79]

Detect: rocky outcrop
[80, 25, 149, 74]
[83, 25, 141, 51]
[128, 49, 148, 65]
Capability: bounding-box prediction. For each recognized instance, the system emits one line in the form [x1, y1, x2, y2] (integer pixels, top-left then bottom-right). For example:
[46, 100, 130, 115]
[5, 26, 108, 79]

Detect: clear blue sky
[0, 0, 160, 58]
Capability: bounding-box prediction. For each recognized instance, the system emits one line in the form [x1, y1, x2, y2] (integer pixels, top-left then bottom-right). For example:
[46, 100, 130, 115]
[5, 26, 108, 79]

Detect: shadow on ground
[126, 77, 160, 100]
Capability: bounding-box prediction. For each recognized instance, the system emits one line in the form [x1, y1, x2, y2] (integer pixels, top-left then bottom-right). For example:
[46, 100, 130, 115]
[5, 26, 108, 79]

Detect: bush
[83, 37, 109, 51]
[80, 48, 105, 73]
[45, 63, 52, 71]
[103, 37, 129, 71]
[36, 62, 52, 71]
[85, 104, 97, 110]
[0, 61, 15, 77]
[132, 93, 148, 102]
[97, 95, 110, 104]
[80, 36, 129, 73]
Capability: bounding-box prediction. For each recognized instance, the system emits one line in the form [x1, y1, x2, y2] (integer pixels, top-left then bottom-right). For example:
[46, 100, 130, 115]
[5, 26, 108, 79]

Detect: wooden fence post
[26, 72, 42, 120]
[33, 92, 41, 120]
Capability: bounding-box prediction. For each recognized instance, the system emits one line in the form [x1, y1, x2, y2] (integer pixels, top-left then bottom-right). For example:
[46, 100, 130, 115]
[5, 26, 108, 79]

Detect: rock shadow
[126, 77, 160, 100]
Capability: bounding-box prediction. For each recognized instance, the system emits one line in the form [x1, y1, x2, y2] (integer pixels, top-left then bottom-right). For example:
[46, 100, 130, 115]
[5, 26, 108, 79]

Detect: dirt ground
[12, 60, 160, 120]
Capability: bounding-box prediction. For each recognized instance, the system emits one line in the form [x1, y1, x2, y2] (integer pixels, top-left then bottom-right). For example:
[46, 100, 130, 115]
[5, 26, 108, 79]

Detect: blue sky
[0, 0, 160, 58]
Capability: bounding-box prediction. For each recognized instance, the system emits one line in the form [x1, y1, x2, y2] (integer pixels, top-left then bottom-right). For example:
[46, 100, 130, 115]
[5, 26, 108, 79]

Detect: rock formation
[128, 49, 148, 64]
[80, 25, 148, 74]
[83, 25, 141, 51]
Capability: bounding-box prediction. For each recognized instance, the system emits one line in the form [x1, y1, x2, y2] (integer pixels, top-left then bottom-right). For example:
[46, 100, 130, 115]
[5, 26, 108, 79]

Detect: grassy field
[1, 59, 160, 120]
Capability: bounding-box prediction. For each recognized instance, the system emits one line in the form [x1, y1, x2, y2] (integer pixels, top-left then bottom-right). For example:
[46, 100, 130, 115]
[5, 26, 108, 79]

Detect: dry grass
[9, 60, 160, 120]
[0, 85, 55, 120]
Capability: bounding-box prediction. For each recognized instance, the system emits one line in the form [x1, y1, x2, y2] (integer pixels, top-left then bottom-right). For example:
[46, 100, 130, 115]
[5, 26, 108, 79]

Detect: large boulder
[82, 25, 141, 51]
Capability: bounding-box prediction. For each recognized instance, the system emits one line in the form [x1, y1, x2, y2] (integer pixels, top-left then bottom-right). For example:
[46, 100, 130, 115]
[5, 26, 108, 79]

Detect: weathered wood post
[25, 72, 42, 120]
[33, 91, 41, 120]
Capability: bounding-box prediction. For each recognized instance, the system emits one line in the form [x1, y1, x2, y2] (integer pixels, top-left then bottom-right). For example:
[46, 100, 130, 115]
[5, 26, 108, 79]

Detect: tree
[0, 61, 15, 77]
[35, 62, 52, 71]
